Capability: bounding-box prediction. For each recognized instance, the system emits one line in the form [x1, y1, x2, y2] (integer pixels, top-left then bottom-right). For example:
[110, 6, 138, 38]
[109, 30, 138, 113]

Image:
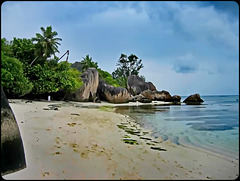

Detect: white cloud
[174, 3, 238, 50]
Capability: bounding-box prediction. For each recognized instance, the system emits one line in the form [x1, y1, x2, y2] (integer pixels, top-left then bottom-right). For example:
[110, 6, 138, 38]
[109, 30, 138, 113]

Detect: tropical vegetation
[1, 26, 82, 98]
[112, 53, 144, 88]
[1, 26, 145, 99]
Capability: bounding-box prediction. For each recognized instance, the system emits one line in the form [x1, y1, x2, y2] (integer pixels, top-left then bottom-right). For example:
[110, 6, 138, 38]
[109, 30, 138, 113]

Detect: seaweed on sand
[146, 142, 155, 146]
[117, 124, 141, 135]
[140, 137, 152, 140]
[150, 147, 167, 151]
[122, 139, 139, 145]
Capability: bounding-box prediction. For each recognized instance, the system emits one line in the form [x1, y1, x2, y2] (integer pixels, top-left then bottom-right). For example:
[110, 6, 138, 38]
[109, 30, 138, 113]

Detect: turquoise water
[115, 95, 239, 160]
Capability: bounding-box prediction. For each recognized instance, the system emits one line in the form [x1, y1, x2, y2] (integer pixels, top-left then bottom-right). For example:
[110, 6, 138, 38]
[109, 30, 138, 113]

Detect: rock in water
[97, 79, 131, 103]
[183, 93, 204, 105]
[1, 86, 26, 175]
[66, 68, 99, 102]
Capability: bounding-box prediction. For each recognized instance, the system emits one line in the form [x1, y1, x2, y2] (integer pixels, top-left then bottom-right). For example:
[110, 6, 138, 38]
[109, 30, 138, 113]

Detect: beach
[2, 99, 239, 180]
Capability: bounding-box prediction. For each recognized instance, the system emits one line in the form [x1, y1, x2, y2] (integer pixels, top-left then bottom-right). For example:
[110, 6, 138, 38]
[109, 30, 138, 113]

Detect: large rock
[141, 90, 173, 102]
[146, 82, 157, 92]
[172, 95, 181, 102]
[1, 86, 26, 175]
[183, 93, 204, 105]
[141, 90, 155, 100]
[154, 90, 173, 101]
[127, 75, 156, 96]
[138, 98, 152, 103]
[66, 68, 99, 102]
[97, 79, 131, 103]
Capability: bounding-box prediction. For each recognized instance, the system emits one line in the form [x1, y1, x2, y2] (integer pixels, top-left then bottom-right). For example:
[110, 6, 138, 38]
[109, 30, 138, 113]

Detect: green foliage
[24, 64, 58, 94]
[55, 62, 83, 92]
[45, 56, 59, 69]
[1, 38, 13, 57]
[97, 68, 120, 87]
[71, 61, 84, 72]
[112, 53, 144, 88]
[24, 62, 83, 95]
[1, 53, 33, 97]
[11, 37, 35, 64]
[1, 28, 83, 98]
[81, 54, 98, 71]
[115, 76, 128, 88]
[72, 56, 119, 87]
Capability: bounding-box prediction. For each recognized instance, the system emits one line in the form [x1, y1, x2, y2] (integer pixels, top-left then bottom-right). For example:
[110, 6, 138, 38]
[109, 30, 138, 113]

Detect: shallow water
[115, 95, 239, 160]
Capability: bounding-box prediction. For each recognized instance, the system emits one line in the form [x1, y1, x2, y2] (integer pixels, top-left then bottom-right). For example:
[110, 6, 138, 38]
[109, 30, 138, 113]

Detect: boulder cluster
[65, 68, 203, 104]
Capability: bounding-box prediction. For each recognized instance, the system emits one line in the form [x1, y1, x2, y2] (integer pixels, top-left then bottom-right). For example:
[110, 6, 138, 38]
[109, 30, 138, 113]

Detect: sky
[1, 1, 239, 96]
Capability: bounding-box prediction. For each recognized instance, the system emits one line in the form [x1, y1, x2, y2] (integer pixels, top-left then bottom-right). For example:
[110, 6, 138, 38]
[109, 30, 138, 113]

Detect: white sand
[2, 99, 239, 180]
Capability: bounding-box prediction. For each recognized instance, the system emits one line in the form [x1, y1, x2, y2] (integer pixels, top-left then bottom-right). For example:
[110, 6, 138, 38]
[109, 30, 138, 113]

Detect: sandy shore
[2, 99, 239, 180]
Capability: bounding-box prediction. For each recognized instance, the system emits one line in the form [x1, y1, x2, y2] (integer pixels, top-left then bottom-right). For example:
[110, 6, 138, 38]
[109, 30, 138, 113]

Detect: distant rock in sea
[183, 93, 204, 105]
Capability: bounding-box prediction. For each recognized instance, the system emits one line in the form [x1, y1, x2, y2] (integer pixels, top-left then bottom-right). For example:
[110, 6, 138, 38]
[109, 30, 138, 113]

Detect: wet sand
[2, 99, 239, 180]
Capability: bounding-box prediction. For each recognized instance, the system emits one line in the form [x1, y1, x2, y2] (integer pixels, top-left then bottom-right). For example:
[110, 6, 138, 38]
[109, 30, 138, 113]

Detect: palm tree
[31, 26, 62, 65]
[81, 55, 98, 71]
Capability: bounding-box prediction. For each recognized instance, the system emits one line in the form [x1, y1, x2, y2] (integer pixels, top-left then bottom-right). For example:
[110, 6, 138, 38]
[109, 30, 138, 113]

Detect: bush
[98, 68, 120, 87]
[1, 53, 33, 97]
[24, 64, 57, 94]
[55, 62, 83, 92]
[11, 37, 35, 65]
[24, 62, 83, 95]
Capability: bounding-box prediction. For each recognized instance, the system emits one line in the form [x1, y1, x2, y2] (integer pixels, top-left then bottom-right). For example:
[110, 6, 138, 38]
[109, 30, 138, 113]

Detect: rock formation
[1, 86, 26, 175]
[97, 79, 131, 103]
[66, 68, 99, 102]
[65, 69, 181, 104]
[138, 97, 152, 103]
[127, 75, 156, 96]
[183, 93, 204, 105]
[126, 75, 180, 103]
[171, 95, 181, 102]
[141, 90, 176, 102]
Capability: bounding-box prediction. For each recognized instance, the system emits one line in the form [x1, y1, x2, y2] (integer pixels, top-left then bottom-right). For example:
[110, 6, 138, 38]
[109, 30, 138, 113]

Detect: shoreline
[3, 99, 239, 179]
[114, 106, 239, 162]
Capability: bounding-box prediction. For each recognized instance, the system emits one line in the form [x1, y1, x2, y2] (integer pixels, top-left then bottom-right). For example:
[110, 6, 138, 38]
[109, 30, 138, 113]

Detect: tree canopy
[1, 26, 83, 98]
[112, 53, 144, 88]
[1, 26, 146, 99]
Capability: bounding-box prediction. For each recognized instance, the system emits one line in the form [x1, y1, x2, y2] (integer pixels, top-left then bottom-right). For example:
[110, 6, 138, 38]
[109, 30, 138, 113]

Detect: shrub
[1, 53, 33, 97]
[98, 68, 120, 87]
[55, 62, 83, 93]
[24, 62, 83, 95]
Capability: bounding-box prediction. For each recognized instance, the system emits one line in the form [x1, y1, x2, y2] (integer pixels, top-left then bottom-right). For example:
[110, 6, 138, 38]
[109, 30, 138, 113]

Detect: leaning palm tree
[31, 26, 62, 66]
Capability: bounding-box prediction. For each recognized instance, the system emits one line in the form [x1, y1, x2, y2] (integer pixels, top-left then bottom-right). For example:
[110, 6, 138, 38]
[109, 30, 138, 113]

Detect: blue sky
[1, 1, 239, 96]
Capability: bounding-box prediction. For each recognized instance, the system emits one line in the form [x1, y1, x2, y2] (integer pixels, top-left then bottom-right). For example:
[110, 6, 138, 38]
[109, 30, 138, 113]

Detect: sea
[115, 95, 239, 160]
